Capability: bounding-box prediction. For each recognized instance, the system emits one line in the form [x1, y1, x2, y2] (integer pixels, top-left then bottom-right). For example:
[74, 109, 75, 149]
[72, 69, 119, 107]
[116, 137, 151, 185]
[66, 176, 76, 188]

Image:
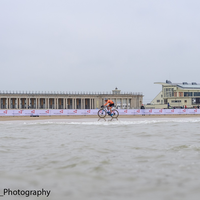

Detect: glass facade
[194, 92, 200, 96]
[171, 100, 181, 103]
[184, 92, 193, 97]
[164, 88, 174, 97]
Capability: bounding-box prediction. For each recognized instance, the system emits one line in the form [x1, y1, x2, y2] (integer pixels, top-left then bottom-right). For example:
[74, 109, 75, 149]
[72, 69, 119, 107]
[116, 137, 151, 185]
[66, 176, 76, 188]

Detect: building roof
[176, 84, 200, 89]
[155, 80, 200, 89]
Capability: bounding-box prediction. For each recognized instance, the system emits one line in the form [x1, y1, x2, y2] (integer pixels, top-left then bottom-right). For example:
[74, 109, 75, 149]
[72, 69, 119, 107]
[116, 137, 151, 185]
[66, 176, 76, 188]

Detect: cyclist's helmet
[104, 98, 108, 101]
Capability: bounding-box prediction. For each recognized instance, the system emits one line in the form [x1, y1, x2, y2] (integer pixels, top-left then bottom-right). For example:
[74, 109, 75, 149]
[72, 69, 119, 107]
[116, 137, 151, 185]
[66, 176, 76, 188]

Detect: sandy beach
[1, 114, 200, 121]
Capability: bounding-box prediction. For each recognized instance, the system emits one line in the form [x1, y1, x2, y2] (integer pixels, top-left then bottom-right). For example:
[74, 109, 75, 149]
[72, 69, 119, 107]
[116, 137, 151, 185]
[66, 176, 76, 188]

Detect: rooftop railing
[0, 91, 143, 96]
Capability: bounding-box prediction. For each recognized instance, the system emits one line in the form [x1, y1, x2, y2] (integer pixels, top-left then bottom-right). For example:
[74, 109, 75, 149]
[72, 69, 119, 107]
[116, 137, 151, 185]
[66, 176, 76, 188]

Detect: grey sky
[1, 0, 200, 103]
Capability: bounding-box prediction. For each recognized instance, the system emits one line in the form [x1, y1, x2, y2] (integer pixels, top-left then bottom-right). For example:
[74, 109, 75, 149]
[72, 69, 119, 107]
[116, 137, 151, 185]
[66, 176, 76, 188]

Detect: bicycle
[98, 106, 119, 119]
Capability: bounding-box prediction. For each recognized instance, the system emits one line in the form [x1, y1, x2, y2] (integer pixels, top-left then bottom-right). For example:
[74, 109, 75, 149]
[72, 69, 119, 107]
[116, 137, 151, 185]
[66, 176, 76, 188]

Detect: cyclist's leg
[107, 106, 111, 114]
[110, 104, 114, 113]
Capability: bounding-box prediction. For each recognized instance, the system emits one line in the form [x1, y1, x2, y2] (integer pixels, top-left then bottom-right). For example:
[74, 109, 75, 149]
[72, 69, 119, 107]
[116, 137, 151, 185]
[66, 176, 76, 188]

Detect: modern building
[0, 88, 143, 109]
[146, 80, 200, 109]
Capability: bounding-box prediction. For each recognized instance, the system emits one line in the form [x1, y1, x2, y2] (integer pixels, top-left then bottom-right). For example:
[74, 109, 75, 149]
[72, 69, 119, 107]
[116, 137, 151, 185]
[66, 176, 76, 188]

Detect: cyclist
[103, 98, 114, 116]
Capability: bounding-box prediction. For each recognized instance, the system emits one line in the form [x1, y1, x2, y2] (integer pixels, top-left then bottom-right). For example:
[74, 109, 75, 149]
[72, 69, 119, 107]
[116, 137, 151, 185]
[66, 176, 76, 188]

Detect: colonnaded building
[0, 88, 143, 110]
[146, 80, 200, 109]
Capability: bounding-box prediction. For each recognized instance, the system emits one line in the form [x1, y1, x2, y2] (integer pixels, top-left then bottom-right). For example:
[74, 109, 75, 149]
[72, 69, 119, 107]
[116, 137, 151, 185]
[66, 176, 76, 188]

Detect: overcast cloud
[1, 0, 200, 103]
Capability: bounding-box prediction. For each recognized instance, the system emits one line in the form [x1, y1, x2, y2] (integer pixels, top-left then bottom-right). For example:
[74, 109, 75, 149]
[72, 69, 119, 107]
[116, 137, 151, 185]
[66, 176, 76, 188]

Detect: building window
[164, 88, 174, 97]
[194, 92, 200, 96]
[179, 92, 183, 97]
[171, 100, 181, 103]
[157, 100, 160, 103]
[184, 92, 193, 97]
[185, 100, 187, 103]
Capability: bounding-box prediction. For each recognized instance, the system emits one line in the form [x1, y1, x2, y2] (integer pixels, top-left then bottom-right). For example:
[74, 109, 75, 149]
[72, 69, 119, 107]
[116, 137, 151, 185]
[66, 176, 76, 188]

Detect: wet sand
[0, 114, 200, 121]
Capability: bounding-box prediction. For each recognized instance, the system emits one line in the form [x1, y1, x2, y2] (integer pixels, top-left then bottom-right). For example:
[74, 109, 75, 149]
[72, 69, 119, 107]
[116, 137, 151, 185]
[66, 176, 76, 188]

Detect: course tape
[0, 109, 200, 116]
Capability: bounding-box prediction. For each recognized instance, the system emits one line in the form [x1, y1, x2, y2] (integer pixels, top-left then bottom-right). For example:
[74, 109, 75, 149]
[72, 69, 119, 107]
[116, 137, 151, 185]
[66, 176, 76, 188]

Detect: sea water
[0, 117, 200, 200]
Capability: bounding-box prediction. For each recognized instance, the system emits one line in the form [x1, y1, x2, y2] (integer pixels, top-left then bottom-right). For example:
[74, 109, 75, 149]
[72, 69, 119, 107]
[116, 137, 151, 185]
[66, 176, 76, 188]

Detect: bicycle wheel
[111, 109, 119, 118]
[98, 109, 107, 118]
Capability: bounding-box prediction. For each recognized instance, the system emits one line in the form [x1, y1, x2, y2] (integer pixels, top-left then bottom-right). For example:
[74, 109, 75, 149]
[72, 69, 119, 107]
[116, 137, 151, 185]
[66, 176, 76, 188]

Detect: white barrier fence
[0, 109, 200, 116]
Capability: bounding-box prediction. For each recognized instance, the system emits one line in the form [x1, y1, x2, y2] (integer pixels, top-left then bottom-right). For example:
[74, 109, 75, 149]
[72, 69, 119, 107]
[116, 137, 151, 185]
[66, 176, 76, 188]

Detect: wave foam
[1, 118, 199, 126]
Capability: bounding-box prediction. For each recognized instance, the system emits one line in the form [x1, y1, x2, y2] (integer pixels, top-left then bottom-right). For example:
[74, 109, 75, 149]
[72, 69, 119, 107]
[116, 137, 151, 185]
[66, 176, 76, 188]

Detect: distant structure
[0, 88, 143, 109]
[146, 80, 200, 109]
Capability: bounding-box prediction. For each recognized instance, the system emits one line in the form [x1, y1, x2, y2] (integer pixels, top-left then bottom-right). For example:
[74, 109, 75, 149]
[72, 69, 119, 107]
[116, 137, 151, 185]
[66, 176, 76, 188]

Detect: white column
[95, 98, 97, 109]
[93, 98, 96, 109]
[26, 98, 28, 109]
[72, 98, 74, 109]
[34, 98, 36, 109]
[35, 98, 37, 109]
[134, 97, 136, 108]
[75, 98, 77, 109]
[38, 98, 40, 109]
[20, 99, 22, 109]
[10, 98, 12, 109]
[63, 98, 65, 109]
